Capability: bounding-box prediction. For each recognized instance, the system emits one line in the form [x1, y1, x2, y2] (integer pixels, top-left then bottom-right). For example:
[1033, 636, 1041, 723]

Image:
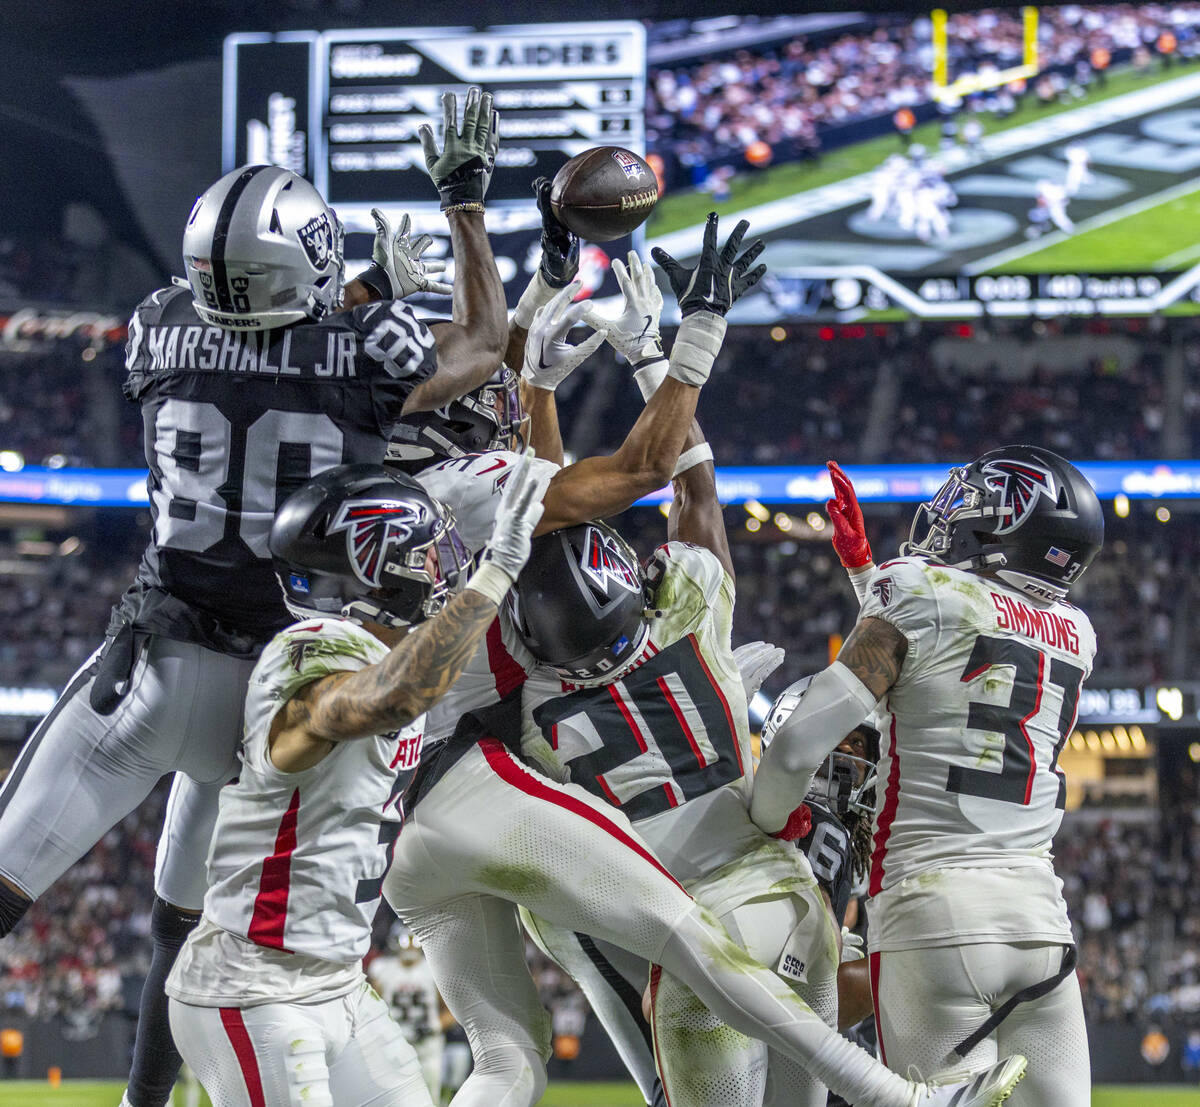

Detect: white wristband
[634, 358, 669, 401]
[667, 311, 727, 387]
[511, 270, 558, 330]
[463, 561, 515, 608]
[672, 442, 713, 478]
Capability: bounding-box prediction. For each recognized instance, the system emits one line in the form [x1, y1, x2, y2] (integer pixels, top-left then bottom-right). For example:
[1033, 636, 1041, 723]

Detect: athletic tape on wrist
[672, 442, 713, 478]
[464, 561, 515, 607]
[633, 357, 669, 401]
[511, 270, 558, 330]
[667, 311, 726, 387]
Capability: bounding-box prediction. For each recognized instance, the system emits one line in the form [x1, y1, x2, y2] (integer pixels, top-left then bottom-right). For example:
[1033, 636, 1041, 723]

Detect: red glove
[770, 802, 812, 843]
[826, 460, 872, 569]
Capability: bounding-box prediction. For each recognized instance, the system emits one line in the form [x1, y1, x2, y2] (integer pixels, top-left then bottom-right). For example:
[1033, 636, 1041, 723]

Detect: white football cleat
[910, 1055, 1027, 1106]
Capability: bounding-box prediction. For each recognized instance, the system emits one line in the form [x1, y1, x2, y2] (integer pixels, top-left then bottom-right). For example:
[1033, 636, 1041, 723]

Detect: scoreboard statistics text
[223, 23, 646, 303]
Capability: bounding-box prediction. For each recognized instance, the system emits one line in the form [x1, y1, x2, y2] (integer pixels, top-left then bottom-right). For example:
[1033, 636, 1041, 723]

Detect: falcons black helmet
[386, 367, 524, 470]
[902, 445, 1103, 604]
[508, 521, 650, 682]
[270, 464, 470, 628]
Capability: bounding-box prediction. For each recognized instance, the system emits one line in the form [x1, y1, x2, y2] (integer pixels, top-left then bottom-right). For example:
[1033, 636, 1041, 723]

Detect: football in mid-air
[550, 147, 659, 242]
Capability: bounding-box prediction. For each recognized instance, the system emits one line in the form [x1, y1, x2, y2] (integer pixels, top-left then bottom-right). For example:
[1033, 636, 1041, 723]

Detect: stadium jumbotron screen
[225, 6, 1200, 319]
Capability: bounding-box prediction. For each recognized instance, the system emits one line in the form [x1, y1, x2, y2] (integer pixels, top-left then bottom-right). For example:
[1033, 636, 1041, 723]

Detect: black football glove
[533, 176, 579, 288]
[651, 212, 766, 317]
[418, 88, 500, 211]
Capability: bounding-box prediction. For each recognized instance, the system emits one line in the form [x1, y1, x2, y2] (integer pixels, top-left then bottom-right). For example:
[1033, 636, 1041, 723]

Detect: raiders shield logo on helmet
[581, 525, 640, 595]
[299, 212, 335, 271]
[328, 499, 425, 588]
[981, 459, 1057, 535]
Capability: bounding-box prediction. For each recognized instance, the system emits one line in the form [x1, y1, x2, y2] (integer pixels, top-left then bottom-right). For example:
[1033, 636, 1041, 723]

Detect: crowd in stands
[0, 784, 163, 1031]
[646, 5, 1200, 189]
[1060, 806, 1200, 1023]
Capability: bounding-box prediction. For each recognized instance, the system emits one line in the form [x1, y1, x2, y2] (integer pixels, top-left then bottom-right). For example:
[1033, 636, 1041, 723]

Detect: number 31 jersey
[860, 556, 1097, 950]
[116, 285, 436, 657]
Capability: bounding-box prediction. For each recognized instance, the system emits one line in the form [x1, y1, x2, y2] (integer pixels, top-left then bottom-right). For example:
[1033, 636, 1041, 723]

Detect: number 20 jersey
[116, 285, 436, 656]
[520, 542, 777, 888]
[860, 556, 1096, 949]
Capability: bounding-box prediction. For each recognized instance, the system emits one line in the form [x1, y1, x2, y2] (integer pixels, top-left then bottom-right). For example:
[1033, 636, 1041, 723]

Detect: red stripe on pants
[868, 951, 888, 1067]
[477, 738, 686, 893]
[247, 787, 300, 949]
[220, 1007, 267, 1107]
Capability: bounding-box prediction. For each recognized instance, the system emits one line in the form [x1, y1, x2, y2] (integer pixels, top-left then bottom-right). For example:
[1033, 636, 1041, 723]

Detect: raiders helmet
[760, 677, 879, 818]
[269, 464, 470, 628]
[902, 444, 1103, 604]
[183, 165, 345, 332]
[386, 367, 524, 469]
[508, 521, 650, 682]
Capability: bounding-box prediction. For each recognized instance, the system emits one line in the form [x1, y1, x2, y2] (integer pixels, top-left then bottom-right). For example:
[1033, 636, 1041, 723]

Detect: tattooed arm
[750, 617, 907, 835]
[269, 590, 500, 772]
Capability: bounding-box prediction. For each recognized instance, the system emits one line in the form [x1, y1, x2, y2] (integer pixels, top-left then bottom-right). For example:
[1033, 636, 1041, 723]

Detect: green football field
[0, 1081, 1194, 1106]
[646, 63, 1191, 238]
[986, 181, 1200, 274]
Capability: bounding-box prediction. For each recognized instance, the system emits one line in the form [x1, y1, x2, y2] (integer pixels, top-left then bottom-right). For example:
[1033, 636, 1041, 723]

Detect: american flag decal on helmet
[980, 459, 1057, 535]
[1045, 546, 1072, 567]
[328, 499, 423, 587]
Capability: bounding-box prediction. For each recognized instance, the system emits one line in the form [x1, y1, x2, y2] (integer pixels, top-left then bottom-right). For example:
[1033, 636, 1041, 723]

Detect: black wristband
[357, 262, 392, 301]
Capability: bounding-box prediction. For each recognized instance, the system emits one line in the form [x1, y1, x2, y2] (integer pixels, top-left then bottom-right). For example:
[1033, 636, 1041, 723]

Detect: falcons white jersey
[415, 449, 558, 743]
[368, 954, 443, 1043]
[521, 542, 788, 889]
[200, 618, 421, 964]
[860, 557, 1096, 949]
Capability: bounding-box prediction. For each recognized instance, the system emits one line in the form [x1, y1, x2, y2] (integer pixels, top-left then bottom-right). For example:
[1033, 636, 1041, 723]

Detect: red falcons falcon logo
[328, 499, 425, 587]
[980, 459, 1057, 535]
[581, 526, 641, 594]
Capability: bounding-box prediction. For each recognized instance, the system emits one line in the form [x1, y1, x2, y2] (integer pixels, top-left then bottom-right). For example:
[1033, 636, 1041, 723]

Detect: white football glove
[841, 927, 866, 964]
[733, 641, 785, 702]
[470, 448, 552, 604]
[521, 281, 606, 392]
[370, 209, 453, 298]
[583, 251, 664, 365]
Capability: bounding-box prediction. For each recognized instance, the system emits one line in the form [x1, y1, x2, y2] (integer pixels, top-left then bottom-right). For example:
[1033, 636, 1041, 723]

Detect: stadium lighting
[745, 517, 761, 533]
[806, 512, 826, 531]
[1189, 743, 1200, 763]
[1156, 506, 1171, 523]
[745, 500, 770, 522]
[0, 451, 23, 472]
[1114, 494, 1130, 518]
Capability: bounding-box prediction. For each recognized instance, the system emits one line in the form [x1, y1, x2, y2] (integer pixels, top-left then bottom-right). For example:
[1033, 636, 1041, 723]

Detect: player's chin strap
[950, 943, 1077, 1060]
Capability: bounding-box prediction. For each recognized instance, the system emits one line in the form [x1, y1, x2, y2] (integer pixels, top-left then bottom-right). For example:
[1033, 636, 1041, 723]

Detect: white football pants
[871, 941, 1089, 1107]
[0, 635, 254, 909]
[384, 739, 916, 1107]
[524, 874, 840, 1107]
[169, 979, 432, 1107]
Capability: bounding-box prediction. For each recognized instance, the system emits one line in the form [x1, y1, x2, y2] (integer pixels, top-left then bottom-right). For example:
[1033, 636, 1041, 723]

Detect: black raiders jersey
[795, 800, 854, 926]
[113, 285, 437, 656]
